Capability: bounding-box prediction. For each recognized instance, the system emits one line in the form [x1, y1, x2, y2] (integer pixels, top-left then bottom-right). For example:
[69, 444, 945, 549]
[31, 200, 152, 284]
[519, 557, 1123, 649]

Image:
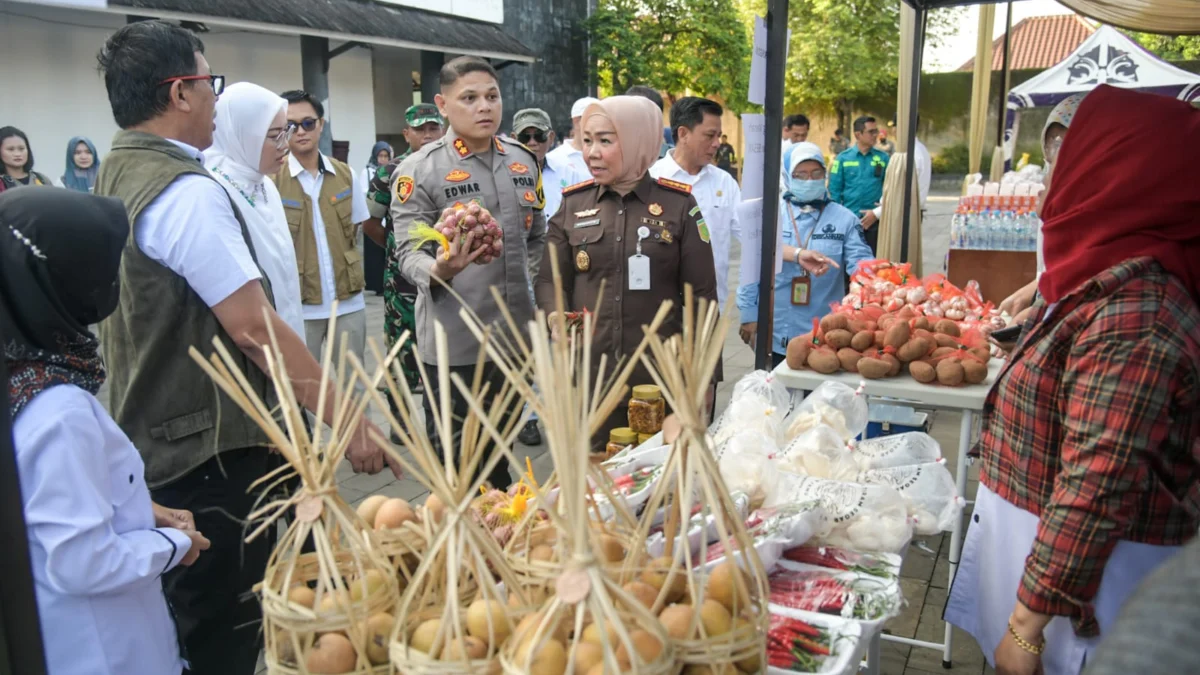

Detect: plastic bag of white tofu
[851, 432, 943, 471]
[714, 429, 781, 509]
[782, 381, 868, 443]
[856, 461, 963, 535]
[776, 425, 859, 482]
[766, 472, 913, 554]
[710, 370, 792, 445]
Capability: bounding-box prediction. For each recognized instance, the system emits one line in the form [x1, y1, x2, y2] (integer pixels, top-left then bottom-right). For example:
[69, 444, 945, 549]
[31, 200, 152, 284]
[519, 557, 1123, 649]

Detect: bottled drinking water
[999, 210, 1015, 251]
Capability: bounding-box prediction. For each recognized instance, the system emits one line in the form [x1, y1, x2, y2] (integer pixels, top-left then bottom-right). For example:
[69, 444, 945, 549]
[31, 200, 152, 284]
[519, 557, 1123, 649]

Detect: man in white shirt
[863, 136, 931, 230]
[94, 21, 395, 675]
[277, 91, 371, 362]
[650, 96, 742, 305]
[545, 96, 598, 189]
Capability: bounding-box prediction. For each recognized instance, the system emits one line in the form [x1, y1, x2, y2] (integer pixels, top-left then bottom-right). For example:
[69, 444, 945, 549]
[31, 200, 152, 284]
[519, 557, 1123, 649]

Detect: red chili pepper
[792, 636, 831, 656]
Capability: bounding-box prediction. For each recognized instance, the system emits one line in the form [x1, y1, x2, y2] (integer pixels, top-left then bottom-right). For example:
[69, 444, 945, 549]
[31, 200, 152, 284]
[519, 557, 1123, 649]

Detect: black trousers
[152, 448, 279, 675]
[422, 361, 517, 490]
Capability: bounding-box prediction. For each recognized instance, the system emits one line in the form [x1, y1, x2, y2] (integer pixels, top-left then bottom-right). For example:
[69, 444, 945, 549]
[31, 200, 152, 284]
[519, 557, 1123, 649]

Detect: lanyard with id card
[629, 225, 652, 290]
[785, 202, 822, 306]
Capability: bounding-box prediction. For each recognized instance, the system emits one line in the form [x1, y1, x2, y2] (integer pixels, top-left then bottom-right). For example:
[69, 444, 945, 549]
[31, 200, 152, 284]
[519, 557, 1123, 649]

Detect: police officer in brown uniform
[389, 56, 545, 489]
[535, 96, 719, 448]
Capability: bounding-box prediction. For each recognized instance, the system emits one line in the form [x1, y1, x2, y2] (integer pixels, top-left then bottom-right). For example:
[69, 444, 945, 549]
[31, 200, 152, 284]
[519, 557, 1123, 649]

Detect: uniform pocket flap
[151, 410, 214, 442]
[567, 226, 605, 247]
[344, 248, 363, 264]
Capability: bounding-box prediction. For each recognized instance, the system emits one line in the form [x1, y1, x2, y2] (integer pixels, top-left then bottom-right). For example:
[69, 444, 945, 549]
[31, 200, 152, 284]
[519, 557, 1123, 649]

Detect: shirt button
[129, 474, 134, 484]
[615, 296, 621, 302]
[616, 236, 622, 242]
[618, 210, 624, 215]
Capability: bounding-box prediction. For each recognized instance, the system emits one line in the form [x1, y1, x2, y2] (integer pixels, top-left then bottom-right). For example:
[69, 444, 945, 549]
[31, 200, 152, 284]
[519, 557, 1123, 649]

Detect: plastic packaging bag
[701, 500, 830, 573]
[851, 432, 942, 471]
[768, 473, 913, 553]
[783, 381, 868, 442]
[715, 429, 781, 508]
[776, 425, 858, 481]
[764, 609, 864, 675]
[856, 461, 963, 535]
[709, 370, 792, 445]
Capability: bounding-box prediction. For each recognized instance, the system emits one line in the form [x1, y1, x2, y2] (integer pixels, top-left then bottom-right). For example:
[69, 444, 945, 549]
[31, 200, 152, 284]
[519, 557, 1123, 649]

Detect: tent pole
[996, 1, 1013, 147]
[754, 0, 789, 370]
[899, 6, 926, 266]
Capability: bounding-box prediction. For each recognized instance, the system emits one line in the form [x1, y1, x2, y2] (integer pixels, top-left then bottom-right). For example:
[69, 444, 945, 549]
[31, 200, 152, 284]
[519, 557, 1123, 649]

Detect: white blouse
[13, 384, 192, 675]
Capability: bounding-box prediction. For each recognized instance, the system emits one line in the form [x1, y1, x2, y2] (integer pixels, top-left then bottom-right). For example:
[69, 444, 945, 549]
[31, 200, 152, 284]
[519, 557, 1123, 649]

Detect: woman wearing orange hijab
[945, 85, 1200, 675]
[533, 96, 720, 451]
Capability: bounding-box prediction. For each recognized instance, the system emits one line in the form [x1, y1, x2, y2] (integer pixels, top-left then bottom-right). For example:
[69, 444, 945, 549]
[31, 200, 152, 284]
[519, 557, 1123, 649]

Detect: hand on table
[1000, 280, 1038, 320]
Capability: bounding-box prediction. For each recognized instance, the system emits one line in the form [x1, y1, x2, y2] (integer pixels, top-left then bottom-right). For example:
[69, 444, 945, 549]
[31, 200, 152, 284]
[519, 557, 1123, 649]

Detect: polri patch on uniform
[696, 217, 711, 243]
[453, 138, 470, 158]
[395, 176, 415, 204]
[445, 169, 471, 182]
[656, 177, 691, 194]
[525, 213, 533, 230]
[574, 218, 602, 229]
[509, 162, 530, 174]
[523, 190, 537, 203]
[574, 208, 599, 218]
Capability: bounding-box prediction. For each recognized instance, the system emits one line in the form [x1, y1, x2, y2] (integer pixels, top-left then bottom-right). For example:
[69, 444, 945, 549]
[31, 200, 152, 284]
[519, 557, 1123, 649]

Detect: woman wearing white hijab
[207, 82, 305, 338]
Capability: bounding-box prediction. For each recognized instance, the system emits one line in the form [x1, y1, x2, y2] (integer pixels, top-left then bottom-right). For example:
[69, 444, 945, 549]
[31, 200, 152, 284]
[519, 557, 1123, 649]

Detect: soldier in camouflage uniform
[363, 103, 444, 397]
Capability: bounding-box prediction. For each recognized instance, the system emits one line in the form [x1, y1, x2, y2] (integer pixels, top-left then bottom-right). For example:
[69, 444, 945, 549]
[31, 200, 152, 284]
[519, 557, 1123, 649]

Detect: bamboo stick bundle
[188, 310, 400, 674]
[622, 289, 770, 672]
[346, 322, 544, 674]
[451, 250, 676, 675]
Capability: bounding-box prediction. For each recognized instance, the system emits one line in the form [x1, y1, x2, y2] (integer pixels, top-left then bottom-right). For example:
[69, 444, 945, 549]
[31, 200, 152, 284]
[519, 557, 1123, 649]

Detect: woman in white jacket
[3, 187, 210, 675]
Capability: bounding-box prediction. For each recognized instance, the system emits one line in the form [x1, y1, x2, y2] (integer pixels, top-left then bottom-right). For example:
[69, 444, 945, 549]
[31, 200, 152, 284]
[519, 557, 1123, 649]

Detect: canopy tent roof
[1008, 24, 1200, 108]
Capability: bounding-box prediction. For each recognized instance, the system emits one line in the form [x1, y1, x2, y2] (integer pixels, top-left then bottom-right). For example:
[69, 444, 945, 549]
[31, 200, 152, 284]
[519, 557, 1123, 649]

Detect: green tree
[1130, 33, 1200, 61]
[584, 0, 752, 111]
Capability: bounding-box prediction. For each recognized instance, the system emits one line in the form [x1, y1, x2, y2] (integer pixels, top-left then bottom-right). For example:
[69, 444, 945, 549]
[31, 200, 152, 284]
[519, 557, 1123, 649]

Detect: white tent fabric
[1003, 25, 1200, 161]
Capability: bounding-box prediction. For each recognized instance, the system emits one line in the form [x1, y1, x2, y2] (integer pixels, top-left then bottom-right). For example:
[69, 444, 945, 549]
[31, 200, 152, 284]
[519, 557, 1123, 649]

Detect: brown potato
[786, 334, 813, 370]
[935, 319, 961, 337]
[824, 329, 853, 350]
[878, 316, 896, 331]
[851, 330, 875, 352]
[820, 314, 850, 333]
[858, 357, 891, 379]
[848, 319, 867, 334]
[883, 322, 911, 349]
[874, 330, 885, 348]
[913, 316, 932, 331]
[933, 333, 960, 349]
[882, 353, 902, 377]
[837, 348, 863, 373]
[936, 359, 965, 386]
[930, 347, 957, 360]
[806, 348, 841, 374]
[909, 360, 936, 384]
[897, 305, 918, 320]
[896, 337, 931, 363]
[963, 359, 988, 384]
[913, 328, 935, 343]
[969, 346, 992, 363]
[864, 320, 878, 332]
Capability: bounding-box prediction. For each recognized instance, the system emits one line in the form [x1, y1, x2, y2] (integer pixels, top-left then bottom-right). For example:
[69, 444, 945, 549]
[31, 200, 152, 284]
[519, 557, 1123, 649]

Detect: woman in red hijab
[945, 84, 1200, 675]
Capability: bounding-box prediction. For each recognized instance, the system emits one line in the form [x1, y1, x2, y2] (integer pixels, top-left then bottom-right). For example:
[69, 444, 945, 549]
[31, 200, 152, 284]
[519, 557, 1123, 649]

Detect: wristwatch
[795, 249, 804, 265]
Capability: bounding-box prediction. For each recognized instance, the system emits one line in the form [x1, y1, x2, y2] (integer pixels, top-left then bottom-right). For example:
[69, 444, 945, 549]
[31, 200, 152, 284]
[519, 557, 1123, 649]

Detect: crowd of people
[3, 15, 1199, 675]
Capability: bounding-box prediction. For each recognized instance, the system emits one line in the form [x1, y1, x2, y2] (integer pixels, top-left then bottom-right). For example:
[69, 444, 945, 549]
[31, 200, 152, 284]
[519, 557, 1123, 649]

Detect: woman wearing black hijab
[2, 188, 211, 675]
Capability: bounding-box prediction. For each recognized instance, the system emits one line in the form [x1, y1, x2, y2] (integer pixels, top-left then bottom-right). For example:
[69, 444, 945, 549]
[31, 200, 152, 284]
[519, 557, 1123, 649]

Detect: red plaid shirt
[978, 257, 1200, 637]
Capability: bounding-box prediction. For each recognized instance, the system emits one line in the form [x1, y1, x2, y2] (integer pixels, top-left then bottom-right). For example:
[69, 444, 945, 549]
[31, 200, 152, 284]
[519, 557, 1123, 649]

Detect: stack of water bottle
[950, 183, 1044, 252]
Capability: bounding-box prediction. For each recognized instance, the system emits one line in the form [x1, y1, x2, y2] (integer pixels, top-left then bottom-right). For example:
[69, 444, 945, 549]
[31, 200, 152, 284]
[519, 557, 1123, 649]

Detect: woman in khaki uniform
[535, 96, 719, 450]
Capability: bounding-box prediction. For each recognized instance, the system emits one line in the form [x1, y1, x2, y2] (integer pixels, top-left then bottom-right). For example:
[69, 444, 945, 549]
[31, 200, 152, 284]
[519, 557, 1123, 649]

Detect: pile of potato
[786, 312, 990, 386]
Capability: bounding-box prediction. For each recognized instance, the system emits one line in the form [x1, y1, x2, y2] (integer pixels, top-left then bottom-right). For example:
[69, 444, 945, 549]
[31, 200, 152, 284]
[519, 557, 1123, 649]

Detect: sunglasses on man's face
[287, 118, 320, 133]
[158, 74, 225, 96]
[517, 130, 549, 145]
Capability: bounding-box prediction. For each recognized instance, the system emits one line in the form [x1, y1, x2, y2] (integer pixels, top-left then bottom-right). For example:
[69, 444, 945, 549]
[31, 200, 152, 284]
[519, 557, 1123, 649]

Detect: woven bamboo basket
[620, 290, 771, 672]
[348, 323, 540, 674]
[189, 312, 402, 674]
[457, 254, 678, 675]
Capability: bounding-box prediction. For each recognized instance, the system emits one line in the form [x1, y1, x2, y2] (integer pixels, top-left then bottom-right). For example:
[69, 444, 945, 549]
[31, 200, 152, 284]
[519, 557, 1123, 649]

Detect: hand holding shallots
[435, 202, 505, 263]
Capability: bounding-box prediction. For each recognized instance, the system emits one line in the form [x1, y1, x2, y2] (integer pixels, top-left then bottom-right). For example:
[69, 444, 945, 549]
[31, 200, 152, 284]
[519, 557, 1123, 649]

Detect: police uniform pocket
[567, 225, 605, 248]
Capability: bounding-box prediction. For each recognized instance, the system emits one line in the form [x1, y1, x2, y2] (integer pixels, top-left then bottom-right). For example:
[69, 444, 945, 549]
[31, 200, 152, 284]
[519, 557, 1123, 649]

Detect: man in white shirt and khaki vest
[650, 96, 742, 305]
[274, 90, 371, 361]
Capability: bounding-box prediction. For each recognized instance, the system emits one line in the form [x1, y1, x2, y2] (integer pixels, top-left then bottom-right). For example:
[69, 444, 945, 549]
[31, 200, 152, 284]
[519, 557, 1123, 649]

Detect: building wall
[1, 2, 376, 180]
[496, 0, 590, 135]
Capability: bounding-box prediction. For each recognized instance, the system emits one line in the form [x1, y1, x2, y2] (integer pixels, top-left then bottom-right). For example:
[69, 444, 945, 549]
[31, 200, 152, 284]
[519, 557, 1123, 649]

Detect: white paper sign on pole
[740, 113, 765, 201]
[749, 16, 768, 106]
[736, 198, 784, 288]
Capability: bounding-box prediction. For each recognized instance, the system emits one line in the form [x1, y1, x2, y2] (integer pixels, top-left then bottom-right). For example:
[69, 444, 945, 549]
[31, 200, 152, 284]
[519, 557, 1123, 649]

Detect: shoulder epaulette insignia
[563, 179, 595, 194]
[656, 177, 691, 194]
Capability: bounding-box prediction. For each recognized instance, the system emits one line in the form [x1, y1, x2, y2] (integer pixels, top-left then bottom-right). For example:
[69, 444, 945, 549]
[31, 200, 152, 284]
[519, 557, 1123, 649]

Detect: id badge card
[629, 254, 651, 291]
[790, 275, 811, 306]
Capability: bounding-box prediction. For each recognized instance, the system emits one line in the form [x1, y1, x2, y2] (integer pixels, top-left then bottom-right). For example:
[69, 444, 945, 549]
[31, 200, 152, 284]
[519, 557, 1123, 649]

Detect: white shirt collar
[659, 149, 711, 182]
[166, 138, 205, 163]
[287, 152, 335, 178]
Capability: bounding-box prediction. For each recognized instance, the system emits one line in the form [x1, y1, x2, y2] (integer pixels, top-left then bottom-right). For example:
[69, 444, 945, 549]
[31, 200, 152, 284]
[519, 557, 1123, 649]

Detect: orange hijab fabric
[581, 96, 662, 195]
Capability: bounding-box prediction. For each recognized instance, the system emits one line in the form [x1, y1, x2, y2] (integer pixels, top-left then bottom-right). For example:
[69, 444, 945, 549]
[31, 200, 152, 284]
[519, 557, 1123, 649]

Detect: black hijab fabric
[2, 187, 129, 418]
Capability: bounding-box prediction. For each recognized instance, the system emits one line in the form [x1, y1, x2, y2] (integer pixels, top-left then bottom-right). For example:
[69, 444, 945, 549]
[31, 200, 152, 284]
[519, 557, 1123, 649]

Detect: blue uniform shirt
[736, 200, 874, 355]
[828, 145, 889, 218]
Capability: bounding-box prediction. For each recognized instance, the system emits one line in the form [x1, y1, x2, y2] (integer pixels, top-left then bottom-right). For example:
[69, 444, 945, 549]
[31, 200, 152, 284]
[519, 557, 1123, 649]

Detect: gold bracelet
[1007, 621, 1045, 656]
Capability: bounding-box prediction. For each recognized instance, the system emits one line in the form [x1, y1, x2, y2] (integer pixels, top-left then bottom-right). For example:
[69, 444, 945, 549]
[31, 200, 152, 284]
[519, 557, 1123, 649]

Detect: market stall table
[772, 359, 1003, 669]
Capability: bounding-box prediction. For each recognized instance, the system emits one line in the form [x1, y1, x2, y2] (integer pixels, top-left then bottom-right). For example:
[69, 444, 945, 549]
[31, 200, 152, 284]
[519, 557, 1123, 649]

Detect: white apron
[945, 482, 1180, 674]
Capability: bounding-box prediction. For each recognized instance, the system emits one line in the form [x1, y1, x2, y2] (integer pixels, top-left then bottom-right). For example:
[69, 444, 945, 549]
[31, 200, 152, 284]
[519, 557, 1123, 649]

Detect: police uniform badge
[648, 203, 663, 216]
[445, 169, 470, 182]
[575, 249, 591, 272]
[395, 176, 415, 204]
[453, 138, 470, 158]
[696, 217, 710, 244]
[509, 162, 530, 174]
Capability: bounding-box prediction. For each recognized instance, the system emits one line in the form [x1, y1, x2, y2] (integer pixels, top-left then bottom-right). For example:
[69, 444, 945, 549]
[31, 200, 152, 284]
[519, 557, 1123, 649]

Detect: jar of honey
[628, 385, 665, 436]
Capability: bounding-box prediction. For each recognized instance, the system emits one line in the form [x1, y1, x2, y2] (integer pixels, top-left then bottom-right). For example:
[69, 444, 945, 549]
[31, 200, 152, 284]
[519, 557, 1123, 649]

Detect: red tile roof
[959, 15, 1096, 72]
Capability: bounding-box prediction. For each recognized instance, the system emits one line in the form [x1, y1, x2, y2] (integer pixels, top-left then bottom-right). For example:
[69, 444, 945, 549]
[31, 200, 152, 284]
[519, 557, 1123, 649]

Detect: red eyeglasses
[158, 74, 225, 96]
